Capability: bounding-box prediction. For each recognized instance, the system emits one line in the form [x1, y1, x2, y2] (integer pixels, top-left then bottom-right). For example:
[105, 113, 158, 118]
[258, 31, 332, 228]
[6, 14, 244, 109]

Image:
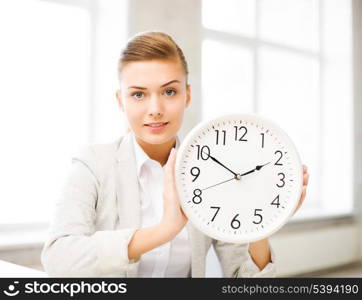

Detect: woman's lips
[144, 122, 169, 132]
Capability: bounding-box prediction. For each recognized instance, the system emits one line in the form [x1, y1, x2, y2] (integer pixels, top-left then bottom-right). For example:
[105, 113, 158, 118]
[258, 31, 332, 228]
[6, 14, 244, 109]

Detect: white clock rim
[175, 113, 303, 244]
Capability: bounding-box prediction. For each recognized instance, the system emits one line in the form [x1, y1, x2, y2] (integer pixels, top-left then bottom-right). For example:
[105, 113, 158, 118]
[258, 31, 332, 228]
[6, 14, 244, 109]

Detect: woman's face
[116, 59, 191, 145]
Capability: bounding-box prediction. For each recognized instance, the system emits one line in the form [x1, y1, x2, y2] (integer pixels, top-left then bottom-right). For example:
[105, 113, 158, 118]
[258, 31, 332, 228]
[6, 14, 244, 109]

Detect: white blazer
[41, 132, 276, 277]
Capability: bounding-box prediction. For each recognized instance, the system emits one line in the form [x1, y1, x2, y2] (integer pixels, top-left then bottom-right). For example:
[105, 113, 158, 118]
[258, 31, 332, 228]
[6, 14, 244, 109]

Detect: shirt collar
[132, 132, 180, 176]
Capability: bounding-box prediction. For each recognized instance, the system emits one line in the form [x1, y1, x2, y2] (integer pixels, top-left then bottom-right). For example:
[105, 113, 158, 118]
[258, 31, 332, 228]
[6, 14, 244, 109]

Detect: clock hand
[201, 176, 235, 191]
[240, 162, 271, 177]
[201, 149, 239, 178]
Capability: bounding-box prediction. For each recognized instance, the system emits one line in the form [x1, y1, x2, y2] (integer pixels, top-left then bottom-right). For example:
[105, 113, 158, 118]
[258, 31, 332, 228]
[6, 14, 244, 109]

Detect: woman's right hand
[161, 147, 188, 239]
[127, 147, 188, 261]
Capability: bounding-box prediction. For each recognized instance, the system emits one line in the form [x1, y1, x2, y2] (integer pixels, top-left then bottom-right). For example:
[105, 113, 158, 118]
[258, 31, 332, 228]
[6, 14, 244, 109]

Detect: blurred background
[0, 0, 361, 277]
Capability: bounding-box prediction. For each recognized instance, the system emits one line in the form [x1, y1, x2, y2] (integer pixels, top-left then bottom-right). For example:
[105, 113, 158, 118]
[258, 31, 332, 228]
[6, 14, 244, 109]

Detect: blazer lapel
[114, 133, 141, 229]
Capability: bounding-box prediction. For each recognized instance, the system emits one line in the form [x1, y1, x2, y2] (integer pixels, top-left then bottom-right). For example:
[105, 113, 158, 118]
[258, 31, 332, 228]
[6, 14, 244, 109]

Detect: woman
[41, 31, 309, 277]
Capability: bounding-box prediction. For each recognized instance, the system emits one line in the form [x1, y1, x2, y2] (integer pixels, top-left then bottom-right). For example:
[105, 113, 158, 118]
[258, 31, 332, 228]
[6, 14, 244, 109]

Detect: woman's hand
[292, 164, 310, 216]
[127, 148, 187, 260]
[161, 148, 188, 239]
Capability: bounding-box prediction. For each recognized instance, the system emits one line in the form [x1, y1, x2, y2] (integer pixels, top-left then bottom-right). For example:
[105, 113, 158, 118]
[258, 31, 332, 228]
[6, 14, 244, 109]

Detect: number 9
[190, 166, 200, 182]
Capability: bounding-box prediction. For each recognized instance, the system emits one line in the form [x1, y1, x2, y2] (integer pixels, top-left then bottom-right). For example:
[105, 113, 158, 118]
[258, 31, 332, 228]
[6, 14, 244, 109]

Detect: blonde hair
[118, 31, 189, 84]
[118, 31, 189, 134]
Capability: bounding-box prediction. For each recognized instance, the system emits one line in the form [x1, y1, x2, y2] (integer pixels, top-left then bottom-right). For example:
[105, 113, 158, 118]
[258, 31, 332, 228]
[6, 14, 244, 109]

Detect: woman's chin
[139, 132, 175, 146]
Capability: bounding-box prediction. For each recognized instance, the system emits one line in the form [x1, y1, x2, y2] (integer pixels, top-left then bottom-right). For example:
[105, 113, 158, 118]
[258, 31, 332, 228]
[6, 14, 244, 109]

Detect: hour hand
[240, 162, 270, 177]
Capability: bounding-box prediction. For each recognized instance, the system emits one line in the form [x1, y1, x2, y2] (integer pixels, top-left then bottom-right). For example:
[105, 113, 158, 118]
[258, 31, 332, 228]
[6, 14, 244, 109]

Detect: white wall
[272, 220, 361, 276]
[352, 0, 362, 265]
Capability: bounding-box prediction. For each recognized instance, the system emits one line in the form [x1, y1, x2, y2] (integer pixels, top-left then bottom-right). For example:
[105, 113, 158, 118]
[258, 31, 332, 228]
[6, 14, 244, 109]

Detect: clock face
[175, 114, 303, 244]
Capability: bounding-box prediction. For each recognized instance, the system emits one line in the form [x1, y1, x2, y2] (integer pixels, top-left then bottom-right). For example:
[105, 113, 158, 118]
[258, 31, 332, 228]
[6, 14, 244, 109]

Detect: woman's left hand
[292, 164, 309, 216]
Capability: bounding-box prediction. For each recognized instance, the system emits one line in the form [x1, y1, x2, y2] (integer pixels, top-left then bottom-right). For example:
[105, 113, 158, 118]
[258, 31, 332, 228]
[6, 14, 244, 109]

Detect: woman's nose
[148, 94, 164, 117]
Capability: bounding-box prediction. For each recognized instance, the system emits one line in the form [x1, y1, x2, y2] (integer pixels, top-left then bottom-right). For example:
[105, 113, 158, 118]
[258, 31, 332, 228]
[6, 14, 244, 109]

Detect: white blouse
[131, 133, 192, 277]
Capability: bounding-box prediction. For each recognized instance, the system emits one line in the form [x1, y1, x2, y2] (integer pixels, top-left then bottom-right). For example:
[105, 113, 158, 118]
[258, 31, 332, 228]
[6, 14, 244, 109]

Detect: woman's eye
[132, 92, 144, 100]
[164, 89, 176, 96]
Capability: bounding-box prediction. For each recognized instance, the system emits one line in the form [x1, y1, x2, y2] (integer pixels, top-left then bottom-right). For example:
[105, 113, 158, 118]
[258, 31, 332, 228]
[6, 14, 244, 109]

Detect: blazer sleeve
[41, 147, 140, 277]
[212, 239, 277, 277]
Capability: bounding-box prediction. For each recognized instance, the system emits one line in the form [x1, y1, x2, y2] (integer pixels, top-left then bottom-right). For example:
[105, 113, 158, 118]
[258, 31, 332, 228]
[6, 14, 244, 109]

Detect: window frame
[201, 0, 355, 222]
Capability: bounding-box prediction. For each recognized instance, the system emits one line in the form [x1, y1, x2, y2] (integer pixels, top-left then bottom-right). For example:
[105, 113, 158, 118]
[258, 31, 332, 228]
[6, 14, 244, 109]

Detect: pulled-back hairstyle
[118, 31, 189, 85]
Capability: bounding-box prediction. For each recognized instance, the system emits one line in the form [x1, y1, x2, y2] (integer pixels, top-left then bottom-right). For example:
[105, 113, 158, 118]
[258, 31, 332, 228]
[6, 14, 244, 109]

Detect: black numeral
[231, 214, 241, 229]
[271, 195, 280, 208]
[196, 145, 210, 160]
[210, 206, 220, 222]
[261, 133, 265, 148]
[252, 209, 263, 224]
[215, 130, 226, 145]
[274, 150, 283, 166]
[276, 173, 285, 187]
[234, 126, 247, 142]
[192, 189, 202, 204]
[190, 167, 200, 182]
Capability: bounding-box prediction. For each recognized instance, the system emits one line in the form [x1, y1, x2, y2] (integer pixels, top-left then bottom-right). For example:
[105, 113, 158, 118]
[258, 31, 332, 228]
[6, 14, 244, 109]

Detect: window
[0, 0, 127, 225]
[201, 0, 353, 219]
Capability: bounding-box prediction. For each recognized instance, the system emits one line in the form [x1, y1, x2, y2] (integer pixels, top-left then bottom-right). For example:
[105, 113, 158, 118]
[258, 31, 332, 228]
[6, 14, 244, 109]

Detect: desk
[0, 260, 46, 277]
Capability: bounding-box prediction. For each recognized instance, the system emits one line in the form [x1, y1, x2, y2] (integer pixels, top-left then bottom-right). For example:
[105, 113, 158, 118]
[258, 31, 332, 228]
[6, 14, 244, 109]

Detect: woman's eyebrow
[128, 79, 180, 90]
[161, 79, 180, 87]
[128, 86, 147, 90]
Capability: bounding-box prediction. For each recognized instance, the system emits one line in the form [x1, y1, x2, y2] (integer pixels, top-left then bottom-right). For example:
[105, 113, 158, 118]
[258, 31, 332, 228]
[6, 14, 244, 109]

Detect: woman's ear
[185, 84, 191, 108]
[116, 90, 124, 112]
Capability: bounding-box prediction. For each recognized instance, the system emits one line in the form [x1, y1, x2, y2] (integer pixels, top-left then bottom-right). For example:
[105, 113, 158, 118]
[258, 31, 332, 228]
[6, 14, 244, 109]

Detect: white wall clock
[175, 114, 303, 243]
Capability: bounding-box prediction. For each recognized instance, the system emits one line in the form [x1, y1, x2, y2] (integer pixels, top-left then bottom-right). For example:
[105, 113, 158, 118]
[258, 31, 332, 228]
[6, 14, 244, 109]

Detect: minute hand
[202, 150, 239, 178]
[240, 162, 271, 177]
